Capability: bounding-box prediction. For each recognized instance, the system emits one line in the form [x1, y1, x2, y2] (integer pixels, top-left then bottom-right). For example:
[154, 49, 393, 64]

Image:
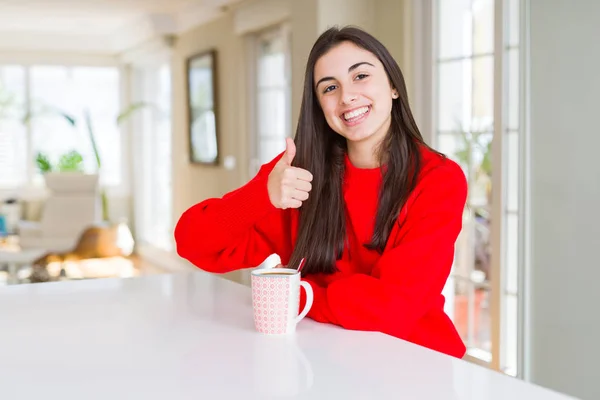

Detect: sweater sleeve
[174, 153, 289, 273]
[300, 277, 340, 324]
[304, 162, 467, 339]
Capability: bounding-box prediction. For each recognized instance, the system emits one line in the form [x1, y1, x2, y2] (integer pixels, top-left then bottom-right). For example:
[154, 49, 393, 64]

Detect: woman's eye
[355, 73, 369, 80]
[323, 85, 337, 93]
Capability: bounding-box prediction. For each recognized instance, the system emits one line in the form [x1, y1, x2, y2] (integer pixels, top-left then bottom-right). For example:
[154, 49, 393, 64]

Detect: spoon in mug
[297, 257, 306, 273]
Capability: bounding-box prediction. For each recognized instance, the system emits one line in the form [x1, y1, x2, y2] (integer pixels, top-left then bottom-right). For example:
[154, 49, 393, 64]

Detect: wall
[172, 14, 246, 213]
[374, 0, 411, 97]
[172, 13, 248, 284]
[528, 0, 600, 399]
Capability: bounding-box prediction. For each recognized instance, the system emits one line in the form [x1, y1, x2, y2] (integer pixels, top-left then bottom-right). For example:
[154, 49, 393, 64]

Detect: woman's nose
[340, 87, 358, 104]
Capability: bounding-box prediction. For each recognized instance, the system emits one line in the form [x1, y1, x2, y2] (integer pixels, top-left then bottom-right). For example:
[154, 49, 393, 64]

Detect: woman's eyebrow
[348, 61, 375, 72]
[315, 61, 375, 88]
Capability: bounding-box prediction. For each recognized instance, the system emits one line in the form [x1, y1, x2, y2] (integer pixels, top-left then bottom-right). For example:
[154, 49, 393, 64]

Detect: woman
[175, 26, 468, 359]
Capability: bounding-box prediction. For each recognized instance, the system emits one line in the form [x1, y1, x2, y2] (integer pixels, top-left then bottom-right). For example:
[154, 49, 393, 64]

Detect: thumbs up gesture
[267, 138, 313, 209]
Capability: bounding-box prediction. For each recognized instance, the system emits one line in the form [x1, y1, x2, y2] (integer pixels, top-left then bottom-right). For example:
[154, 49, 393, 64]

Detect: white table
[0, 271, 577, 399]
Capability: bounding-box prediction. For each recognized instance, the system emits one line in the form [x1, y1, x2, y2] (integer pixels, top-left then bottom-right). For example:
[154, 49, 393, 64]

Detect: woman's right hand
[267, 138, 314, 209]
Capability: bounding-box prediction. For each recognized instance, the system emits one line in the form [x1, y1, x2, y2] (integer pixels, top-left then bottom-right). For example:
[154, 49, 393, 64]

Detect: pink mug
[251, 268, 313, 335]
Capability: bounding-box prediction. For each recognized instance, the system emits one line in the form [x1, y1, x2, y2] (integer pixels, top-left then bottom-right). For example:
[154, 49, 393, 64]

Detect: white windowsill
[136, 243, 196, 273]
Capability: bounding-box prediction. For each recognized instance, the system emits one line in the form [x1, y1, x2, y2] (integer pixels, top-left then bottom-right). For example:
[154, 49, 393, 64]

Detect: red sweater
[175, 145, 468, 358]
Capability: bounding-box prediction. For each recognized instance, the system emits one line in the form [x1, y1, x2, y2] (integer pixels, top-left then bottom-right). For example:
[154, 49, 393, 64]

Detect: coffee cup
[250, 268, 313, 335]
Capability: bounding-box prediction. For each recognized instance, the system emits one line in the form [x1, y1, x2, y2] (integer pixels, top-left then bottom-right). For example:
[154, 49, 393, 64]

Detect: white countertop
[0, 271, 576, 400]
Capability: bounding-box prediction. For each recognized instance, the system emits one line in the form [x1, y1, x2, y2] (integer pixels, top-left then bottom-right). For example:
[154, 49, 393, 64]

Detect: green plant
[452, 123, 493, 180]
[57, 150, 84, 172]
[35, 152, 53, 173]
[35, 150, 85, 173]
[83, 102, 152, 221]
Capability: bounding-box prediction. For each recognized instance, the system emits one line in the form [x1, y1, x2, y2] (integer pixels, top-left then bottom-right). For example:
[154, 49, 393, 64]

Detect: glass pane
[453, 281, 491, 353]
[508, 0, 520, 47]
[472, 56, 494, 131]
[0, 65, 26, 107]
[453, 279, 472, 345]
[0, 66, 27, 188]
[474, 288, 491, 352]
[0, 119, 27, 189]
[441, 130, 492, 208]
[30, 66, 79, 181]
[461, 130, 493, 285]
[135, 65, 173, 251]
[436, 132, 462, 163]
[438, 0, 473, 59]
[471, 131, 493, 203]
[438, 60, 470, 132]
[437, 132, 460, 154]
[259, 137, 286, 165]
[507, 131, 519, 211]
[506, 212, 519, 294]
[258, 89, 286, 138]
[30, 66, 121, 186]
[258, 36, 286, 87]
[473, 204, 491, 284]
[154, 65, 173, 250]
[507, 49, 520, 130]
[454, 212, 474, 281]
[191, 110, 217, 163]
[443, 274, 456, 318]
[504, 294, 518, 376]
[475, 130, 493, 286]
[473, 0, 494, 55]
[189, 60, 214, 110]
[72, 67, 121, 186]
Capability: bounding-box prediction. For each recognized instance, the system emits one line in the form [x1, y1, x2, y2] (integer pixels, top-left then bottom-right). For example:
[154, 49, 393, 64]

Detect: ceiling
[0, 0, 240, 53]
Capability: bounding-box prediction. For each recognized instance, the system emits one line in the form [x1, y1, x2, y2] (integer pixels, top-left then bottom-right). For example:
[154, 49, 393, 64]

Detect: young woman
[175, 26, 468, 359]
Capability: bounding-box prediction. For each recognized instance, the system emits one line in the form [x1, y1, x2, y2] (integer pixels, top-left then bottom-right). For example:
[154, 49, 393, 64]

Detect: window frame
[130, 62, 173, 252]
[0, 58, 127, 196]
[413, 0, 528, 377]
[246, 22, 292, 180]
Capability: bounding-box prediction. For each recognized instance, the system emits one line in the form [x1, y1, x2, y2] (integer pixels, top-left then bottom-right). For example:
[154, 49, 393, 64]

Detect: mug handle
[295, 281, 313, 323]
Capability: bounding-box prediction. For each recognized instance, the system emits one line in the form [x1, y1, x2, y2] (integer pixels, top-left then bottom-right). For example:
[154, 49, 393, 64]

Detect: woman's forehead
[314, 42, 380, 77]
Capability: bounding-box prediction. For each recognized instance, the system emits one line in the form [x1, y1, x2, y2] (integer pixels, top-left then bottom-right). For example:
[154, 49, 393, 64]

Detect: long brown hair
[289, 26, 434, 275]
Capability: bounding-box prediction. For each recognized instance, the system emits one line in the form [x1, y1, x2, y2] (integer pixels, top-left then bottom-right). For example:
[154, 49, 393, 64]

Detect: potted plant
[82, 102, 151, 222]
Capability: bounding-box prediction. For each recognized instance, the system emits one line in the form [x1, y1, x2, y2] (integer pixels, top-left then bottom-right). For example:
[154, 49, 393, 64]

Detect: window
[132, 64, 173, 251]
[250, 25, 292, 176]
[501, 0, 523, 378]
[0, 65, 121, 189]
[0, 66, 27, 189]
[430, 0, 524, 375]
[435, 0, 495, 363]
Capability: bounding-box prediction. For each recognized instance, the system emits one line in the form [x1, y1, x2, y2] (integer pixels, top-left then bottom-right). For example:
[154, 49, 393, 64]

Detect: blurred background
[0, 0, 598, 399]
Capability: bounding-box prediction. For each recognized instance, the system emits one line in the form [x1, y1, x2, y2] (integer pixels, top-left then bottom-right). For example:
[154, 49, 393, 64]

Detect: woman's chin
[340, 129, 377, 143]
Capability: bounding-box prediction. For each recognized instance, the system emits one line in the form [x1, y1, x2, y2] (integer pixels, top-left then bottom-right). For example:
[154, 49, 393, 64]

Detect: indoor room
[0, 0, 597, 399]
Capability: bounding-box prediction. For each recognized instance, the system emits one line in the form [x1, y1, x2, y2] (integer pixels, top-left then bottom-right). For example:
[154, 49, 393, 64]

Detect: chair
[18, 173, 101, 253]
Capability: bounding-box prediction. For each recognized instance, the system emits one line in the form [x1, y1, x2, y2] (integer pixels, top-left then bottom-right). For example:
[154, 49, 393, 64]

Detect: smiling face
[314, 41, 398, 163]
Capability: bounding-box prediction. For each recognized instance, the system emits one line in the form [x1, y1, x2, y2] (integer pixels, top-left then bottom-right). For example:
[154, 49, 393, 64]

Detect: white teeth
[343, 106, 369, 120]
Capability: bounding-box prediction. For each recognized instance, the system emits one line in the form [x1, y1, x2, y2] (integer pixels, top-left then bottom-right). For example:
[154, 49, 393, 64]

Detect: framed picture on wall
[186, 49, 219, 165]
